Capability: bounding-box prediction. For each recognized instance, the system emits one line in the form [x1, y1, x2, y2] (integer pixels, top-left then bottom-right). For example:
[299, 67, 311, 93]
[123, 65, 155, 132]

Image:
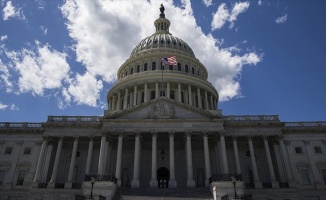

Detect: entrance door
[157, 167, 169, 188]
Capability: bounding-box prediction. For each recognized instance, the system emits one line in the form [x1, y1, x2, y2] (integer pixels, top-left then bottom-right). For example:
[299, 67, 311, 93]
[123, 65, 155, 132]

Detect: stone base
[150, 180, 158, 188]
[64, 181, 72, 189]
[47, 181, 55, 189]
[82, 181, 117, 200]
[210, 181, 244, 200]
[187, 180, 195, 188]
[169, 179, 177, 188]
[131, 179, 140, 188]
[272, 181, 279, 188]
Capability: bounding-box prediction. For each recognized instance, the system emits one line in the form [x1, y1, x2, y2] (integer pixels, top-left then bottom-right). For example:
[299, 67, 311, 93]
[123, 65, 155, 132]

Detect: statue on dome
[160, 4, 165, 18]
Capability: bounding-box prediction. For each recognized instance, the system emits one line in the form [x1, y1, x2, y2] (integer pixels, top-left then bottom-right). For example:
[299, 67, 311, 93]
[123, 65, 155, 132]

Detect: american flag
[162, 56, 177, 66]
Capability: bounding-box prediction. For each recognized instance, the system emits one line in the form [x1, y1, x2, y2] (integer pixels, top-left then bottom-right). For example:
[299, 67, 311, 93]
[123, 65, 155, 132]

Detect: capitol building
[0, 5, 326, 200]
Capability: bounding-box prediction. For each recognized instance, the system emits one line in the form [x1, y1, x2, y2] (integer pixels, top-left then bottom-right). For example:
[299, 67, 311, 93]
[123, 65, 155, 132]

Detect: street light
[231, 176, 238, 199]
[90, 176, 95, 199]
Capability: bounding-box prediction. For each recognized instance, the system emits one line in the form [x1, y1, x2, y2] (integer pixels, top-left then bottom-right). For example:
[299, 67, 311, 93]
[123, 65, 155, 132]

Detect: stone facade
[0, 5, 326, 200]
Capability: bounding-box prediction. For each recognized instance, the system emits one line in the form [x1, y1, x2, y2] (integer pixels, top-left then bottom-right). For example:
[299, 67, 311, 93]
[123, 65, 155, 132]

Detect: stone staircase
[112, 187, 214, 200]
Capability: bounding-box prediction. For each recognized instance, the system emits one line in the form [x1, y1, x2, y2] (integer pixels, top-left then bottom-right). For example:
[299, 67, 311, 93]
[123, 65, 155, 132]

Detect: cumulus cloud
[258, 0, 262, 6]
[10, 104, 19, 110]
[60, 0, 260, 102]
[0, 101, 8, 110]
[275, 14, 287, 24]
[0, 35, 8, 41]
[2, 1, 25, 21]
[202, 0, 213, 7]
[40, 25, 48, 35]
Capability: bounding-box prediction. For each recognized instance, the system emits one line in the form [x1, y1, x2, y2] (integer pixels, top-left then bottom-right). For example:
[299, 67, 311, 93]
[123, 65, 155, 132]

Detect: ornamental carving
[151, 131, 158, 137]
[134, 131, 142, 137]
[202, 131, 208, 137]
[148, 102, 175, 119]
[168, 131, 175, 137]
[185, 130, 192, 137]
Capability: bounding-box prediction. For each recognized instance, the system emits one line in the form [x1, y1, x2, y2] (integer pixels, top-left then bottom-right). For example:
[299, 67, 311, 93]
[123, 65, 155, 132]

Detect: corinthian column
[85, 136, 94, 175]
[65, 136, 79, 189]
[150, 131, 158, 188]
[131, 131, 141, 188]
[263, 136, 279, 188]
[168, 131, 177, 188]
[232, 136, 241, 174]
[248, 136, 262, 188]
[48, 137, 63, 188]
[220, 133, 229, 174]
[203, 131, 211, 186]
[32, 137, 48, 187]
[115, 132, 124, 187]
[98, 133, 107, 174]
[185, 131, 195, 188]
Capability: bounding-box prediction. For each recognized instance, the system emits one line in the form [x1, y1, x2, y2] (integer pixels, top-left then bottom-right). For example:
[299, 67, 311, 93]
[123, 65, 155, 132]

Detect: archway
[157, 167, 169, 188]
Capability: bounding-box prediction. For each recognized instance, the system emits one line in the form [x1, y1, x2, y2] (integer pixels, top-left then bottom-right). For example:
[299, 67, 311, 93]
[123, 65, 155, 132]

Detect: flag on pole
[162, 56, 177, 66]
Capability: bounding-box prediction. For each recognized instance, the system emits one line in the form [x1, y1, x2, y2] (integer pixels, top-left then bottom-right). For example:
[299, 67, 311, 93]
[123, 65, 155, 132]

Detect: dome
[130, 34, 195, 58]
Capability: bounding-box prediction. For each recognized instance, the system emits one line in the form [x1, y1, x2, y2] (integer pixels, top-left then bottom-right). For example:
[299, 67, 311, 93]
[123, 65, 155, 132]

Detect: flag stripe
[162, 56, 177, 65]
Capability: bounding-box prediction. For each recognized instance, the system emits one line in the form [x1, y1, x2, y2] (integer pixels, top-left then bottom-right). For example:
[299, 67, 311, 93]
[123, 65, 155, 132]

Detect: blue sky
[0, 0, 325, 122]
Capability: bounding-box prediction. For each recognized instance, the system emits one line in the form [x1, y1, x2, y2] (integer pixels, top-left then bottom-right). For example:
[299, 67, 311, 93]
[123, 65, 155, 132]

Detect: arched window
[130, 68, 133, 75]
[169, 65, 173, 70]
[152, 62, 156, 70]
[185, 65, 189, 73]
[170, 90, 175, 100]
[177, 63, 181, 71]
[192, 67, 195, 74]
[137, 65, 140, 73]
[197, 70, 200, 76]
[144, 63, 148, 71]
[151, 90, 155, 100]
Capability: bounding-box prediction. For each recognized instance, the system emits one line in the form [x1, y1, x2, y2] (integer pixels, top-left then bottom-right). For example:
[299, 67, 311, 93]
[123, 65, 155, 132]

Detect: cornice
[44, 123, 102, 129]
[0, 129, 44, 134]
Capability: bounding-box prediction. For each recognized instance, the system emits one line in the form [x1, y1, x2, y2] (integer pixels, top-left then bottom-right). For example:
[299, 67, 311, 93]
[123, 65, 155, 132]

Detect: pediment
[104, 98, 221, 120]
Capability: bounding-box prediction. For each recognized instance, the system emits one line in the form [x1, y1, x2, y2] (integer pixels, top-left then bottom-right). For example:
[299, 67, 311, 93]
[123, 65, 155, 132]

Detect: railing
[85, 174, 117, 184]
[0, 122, 43, 128]
[245, 183, 255, 188]
[47, 116, 101, 123]
[284, 122, 326, 127]
[279, 182, 289, 188]
[209, 174, 242, 184]
[38, 182, 48, 188]
[225, 115, 279, 122]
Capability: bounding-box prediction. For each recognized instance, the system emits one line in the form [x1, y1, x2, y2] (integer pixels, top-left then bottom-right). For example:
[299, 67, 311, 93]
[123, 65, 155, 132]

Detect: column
[263, 136, 279, 188]
[32, 137, 48, 186]
[178, 83, 181, 102]
[103, 140, 109, 174]
[204, 91, 208, 110]
[155, 82, 159, 98]
[279, 137, 295, 187]
[112, 95, 116, 111]
[185, 131, 195, 187]
[41, 140, 53, 182]
[248, 136, 262, 188]
[131, 131, 141, 188]
[115, 132, 124, 187]
[85, 137, 94, 175]
[203, 131, 211, 187]
[117, 91, 121, 110]
[210, 95, 213, 110]
[137, 90, 141, 104]
[197, 88, 202, 109]
[98, 133, 107, 174]
[232, 136, 241, 174]
[133, 85, 137, 105]
[65, 136, 79, 189]
[169, 131, 177, 188]
[188, 85, 192, 105]
[123, 88, 128, 109]
[48, 137, 64, 188]
[220, 133, 229, 174]
[167, 82, 170, 98]
[144, 83, 148, 102]
[130, 93, 133, 107]
[150, 131, 158, 188]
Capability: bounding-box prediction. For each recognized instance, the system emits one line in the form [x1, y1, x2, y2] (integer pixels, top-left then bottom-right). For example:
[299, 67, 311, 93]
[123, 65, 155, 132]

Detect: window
[197, 70, 200, 76]
[125, 71, 128, 76]
[191, 67, 195, 74]
[321, 169, 326, 185]
[130, 68, 133, 75]
[23, 147, 31, 155]
[4, 147, 12, 155]
[137, 65, 140, 73]
[181, 91, 184, 103]
[185, 65, 189, 73]
[170, 90, 175, 100]
[295, 147, 303, 154]
[0, 170, 5, 185]
[16, 170, 26, 185]
[177, 63, 181, 71]
[144, 63, 148, 71]
[314, 146, 322, 154]
[152, 62, 156, 70]
[151, 90, 155, 100]
[300, 169, 311, 185]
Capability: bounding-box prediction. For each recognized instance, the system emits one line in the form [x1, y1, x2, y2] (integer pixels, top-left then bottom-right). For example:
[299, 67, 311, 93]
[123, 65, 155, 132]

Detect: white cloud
[2, 1, 25, 21]
[0, 59, 13, 92]
[40, 25, 48, 35]
[258, 0, 262, 6]
[202, 0, 212, 7]
[0, 101, 8, 110]
[5, 41, 70, 96]
[275, 14, 287, 24]
[0, 35, 8, 41]
[211, 2, 250, 31]
[10, 104, 19, 110]
[60, 0, 261, 102]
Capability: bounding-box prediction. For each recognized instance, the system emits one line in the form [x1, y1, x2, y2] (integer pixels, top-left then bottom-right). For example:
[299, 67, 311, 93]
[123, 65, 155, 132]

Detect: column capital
[118, 131, 124, 137]
[185, 130, 192, 137]
[168, 131, 175, 137]
[232, 135, 238, 140]
[134, 131, 142, 137]
[262, 135, 269, 140]
[73, 136, 79, 141]
[151, 131, 158, 137]
[303, 140, 310, 145]
[218, 130, 225, 136]
[102, 131, 109, 136]
[16, 140, 24, 145]
[278, 135, 284, 140]
[284, 140, 291, 145]
[202, 131, 208, 137]
[35, 140, 43, 145]
[247, 135, 254, 139]
[87, 136, 94, 140]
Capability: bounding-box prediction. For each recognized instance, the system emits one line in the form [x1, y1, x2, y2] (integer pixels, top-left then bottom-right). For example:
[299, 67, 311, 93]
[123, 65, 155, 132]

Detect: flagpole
[161, 60, 164, 97]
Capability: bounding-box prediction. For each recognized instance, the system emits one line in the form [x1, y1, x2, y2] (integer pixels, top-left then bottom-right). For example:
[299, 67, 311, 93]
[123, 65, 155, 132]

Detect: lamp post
[231, 176, 238, 199]
[90, 176, 95, 199]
